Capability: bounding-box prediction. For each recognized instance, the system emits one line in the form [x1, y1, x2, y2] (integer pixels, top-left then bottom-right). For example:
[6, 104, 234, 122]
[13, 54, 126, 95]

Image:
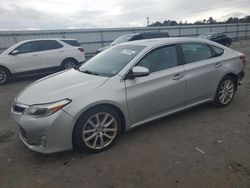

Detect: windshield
[79, 44, 145, 77]
[198, 34, 212, 39]
[111, 34, 135, 45]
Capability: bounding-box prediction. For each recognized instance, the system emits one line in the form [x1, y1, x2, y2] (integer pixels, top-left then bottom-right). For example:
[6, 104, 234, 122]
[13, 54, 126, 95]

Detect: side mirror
[132, 66, 150, 77]
[126, 66, 150, 79]
[11, 50, 19, 55]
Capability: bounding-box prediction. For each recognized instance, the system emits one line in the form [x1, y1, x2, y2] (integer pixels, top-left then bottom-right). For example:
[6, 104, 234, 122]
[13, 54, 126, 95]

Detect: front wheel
[213, 76, 236, 107]
[73, 106, 122, 153]
[0, 67, 10, 85]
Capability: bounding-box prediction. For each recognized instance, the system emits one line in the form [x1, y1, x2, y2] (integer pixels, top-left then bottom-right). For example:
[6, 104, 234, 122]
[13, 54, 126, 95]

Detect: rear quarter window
[210, 45, 224, 56]
[38, 40, 63, 51]
[61, 40, 81, 47]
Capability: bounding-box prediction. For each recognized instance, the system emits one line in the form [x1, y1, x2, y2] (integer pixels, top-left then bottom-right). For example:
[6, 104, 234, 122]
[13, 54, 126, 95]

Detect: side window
[141, 34, 151, 39]
[137, 45, 179, 73]
[37, 40, 63, 51]
[212, 34, 218, 39]
[61, 40, 80, 47]
[180, 43, 212, 64]
[211, 45, 224, 56]
[220, 33, 226, 37]
[130, 35, 142, 41]
[217, 33, 223, 38]
[14, 42, 38, 54]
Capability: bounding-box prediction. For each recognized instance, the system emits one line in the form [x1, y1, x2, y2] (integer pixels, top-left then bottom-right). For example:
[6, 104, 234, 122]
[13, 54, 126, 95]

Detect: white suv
[0, 38, 85, 84]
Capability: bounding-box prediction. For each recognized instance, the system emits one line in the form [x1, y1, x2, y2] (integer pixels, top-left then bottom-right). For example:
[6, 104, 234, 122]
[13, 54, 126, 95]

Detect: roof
[202, 32, 222, 35]
[120, 37, 216, 48]
[19, 38, 77, 43]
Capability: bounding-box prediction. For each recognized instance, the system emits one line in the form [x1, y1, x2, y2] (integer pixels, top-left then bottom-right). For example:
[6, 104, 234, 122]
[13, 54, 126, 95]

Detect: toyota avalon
[11, 37, 246, 153]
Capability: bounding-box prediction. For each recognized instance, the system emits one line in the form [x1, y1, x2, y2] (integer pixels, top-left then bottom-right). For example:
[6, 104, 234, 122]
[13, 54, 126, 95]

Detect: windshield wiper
[80, 69, 99, 75]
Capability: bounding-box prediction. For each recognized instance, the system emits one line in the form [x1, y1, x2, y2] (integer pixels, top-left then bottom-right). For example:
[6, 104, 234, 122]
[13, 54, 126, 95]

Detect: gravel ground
[0, 40, 250, 188]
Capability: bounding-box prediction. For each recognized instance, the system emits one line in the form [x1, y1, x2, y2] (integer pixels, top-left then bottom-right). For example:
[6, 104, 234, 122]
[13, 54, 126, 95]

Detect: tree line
[149, 15, 250, 27]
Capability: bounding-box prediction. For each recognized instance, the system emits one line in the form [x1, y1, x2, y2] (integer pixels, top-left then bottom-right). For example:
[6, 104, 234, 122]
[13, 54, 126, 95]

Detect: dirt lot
[0, 40, 250, 188]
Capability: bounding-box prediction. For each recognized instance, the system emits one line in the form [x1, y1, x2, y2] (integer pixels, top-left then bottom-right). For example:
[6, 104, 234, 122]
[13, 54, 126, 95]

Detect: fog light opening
[40, 135, 48, 147]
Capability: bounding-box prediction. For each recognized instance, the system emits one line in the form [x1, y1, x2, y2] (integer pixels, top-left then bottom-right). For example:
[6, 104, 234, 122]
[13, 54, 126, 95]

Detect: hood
[16, 69, 108, 105]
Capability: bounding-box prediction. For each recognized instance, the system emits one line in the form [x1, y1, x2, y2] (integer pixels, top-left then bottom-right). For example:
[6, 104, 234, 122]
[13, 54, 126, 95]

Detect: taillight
[78, 47, 84, 52]
[240, 54, 246, 65]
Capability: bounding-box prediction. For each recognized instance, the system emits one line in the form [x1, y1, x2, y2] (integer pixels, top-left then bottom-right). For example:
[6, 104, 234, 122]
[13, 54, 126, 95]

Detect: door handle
[172, 73, 184, 80]
[215, 63, 222, 68]
[32, 54, 38, 56]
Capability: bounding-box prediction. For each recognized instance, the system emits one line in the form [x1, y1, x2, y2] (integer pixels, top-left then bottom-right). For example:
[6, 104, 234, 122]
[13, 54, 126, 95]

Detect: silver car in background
[11, 38, 246, 153]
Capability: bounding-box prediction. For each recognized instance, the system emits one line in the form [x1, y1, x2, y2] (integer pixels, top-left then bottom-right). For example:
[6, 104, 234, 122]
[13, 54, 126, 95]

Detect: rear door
[179, 43, 224, 105]
[36, 40, 64, 69]
[125, 45, 186, 124]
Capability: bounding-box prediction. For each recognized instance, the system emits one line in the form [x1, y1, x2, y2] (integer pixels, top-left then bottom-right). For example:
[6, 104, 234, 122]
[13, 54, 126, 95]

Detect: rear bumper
[238, 71, 245, 82]
[237, 71, 245, 86]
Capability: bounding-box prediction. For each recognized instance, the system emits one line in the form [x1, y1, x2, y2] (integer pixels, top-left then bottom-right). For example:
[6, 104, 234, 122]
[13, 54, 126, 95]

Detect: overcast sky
[0, 0, 249, 30]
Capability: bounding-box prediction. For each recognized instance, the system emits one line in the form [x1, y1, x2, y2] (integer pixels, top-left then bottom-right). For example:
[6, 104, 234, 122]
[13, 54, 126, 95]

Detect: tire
[62, 58, 78, 70]
[213, 76, 236, 107]
[0, 67, 10, 85]
[73, 106, 122, 153]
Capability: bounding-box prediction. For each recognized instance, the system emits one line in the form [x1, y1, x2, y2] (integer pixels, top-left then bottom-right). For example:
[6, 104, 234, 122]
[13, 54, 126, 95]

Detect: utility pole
[147, 17, 149, 27]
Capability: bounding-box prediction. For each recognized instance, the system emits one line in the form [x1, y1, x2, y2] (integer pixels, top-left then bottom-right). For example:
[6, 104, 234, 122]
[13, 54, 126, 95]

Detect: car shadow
[120, 103, 213, 138]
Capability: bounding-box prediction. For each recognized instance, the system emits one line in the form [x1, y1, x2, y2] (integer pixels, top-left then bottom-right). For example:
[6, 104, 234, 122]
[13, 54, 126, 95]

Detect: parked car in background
[96, 32, 170, 53]
[0, 38, 85, 85]
[11, 37, 246, 154]
[198, 32, 232, 47]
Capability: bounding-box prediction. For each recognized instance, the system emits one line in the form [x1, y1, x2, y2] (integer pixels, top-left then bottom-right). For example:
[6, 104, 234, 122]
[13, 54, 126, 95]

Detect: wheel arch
[71, 103, 127, 149]
[213, 72, 238, 107]
[61, 57, 79, 64]
[224, 72, 238, 90]
[213, 72, 239, 100]
[0, 65, 12, 76]
[75, 103, 126, 132]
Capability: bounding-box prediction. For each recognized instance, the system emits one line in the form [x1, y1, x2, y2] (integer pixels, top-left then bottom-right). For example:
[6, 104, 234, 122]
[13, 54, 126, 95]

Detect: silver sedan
[11, 37, 246, 153]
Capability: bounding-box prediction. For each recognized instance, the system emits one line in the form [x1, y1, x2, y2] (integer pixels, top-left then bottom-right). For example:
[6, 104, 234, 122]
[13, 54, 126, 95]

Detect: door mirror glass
[11, 50, 19, 55]
[132, 66, 150, 77]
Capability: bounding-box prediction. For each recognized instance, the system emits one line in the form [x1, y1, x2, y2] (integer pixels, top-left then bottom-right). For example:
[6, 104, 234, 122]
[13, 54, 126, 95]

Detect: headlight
[24, 99, 71, 117]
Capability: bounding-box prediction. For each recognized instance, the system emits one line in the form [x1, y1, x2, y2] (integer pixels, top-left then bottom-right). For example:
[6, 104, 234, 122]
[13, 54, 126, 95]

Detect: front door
[10, 41, 42, 73]
[125, 45, 186, 125]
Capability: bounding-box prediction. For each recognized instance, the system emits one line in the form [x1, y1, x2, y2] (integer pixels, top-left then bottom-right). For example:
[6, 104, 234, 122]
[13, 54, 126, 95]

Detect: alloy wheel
[82, 112, 118, 150]
[0, 69, 7, 84]
[218, 79, 235, 105]
[64, 61, 76, 69]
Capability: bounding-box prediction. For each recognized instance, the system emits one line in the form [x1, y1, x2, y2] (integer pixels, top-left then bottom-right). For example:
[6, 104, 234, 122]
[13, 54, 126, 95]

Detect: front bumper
[11, 107, 75, 154]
